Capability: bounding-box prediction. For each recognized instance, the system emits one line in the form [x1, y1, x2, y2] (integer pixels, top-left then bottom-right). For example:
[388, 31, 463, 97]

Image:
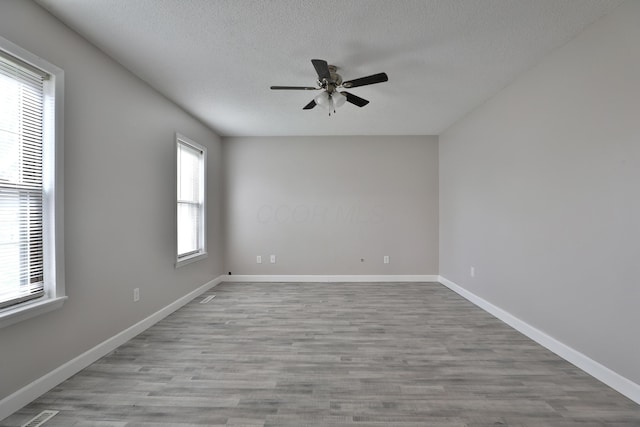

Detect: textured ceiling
[36, 0, 622, 136]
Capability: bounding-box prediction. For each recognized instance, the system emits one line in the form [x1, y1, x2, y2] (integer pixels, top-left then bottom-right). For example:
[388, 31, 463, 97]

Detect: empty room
[0, 0, 639, 426]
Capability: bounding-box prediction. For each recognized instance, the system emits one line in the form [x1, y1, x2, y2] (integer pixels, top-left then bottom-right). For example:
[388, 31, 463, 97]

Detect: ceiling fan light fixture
[314, 91, 330, 108]
[333, 91, 347, 109]
[314, 91, 346, 116]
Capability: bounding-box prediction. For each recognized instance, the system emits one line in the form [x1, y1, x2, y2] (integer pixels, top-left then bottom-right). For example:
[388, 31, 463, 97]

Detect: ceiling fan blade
[303, 100, 317, 110]
[271, 86, 318, 90]
[342, 72, 388, 88]
[311, 59, 331, 81]
[342, 91, 369, 107]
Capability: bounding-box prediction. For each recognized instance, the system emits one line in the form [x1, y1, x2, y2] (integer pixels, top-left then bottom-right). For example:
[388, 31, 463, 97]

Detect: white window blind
[0, 51, 47, 309]
[177, 136, 206, 263]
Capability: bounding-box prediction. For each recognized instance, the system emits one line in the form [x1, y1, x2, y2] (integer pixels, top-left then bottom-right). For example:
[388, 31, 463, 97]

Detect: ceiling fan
[270, 59, 388, 115]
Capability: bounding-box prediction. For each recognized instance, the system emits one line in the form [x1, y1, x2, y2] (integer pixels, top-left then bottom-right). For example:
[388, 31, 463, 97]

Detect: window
[176, 134, 206, 267]
[0, 37, 65, 328]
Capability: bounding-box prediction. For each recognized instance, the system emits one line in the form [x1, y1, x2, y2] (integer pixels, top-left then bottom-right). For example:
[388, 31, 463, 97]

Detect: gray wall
[223, 136, 438, 275]
[0, 1, 223, 399]
[439, 0, 639, 384]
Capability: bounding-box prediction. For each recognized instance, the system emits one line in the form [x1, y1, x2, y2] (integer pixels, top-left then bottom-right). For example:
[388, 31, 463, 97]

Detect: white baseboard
[438, 275, 640, 405]
[223, 274, 439, 283]
[0, 276, 222, 422]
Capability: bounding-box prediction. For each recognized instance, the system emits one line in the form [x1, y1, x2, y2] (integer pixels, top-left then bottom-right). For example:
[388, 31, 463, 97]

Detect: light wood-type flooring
[3, 282, 640, 426]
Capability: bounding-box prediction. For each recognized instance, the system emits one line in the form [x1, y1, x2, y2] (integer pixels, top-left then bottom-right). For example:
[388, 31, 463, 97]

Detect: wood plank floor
[3, 282, 640, 426]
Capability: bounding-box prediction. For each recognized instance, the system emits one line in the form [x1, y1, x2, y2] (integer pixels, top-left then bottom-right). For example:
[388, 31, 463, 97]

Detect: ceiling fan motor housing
[318, 65, 342, 93]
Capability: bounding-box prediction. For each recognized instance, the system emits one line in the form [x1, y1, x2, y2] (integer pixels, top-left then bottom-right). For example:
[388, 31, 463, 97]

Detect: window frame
[175, 133, 207, 268]
[0, 36, 66, 328]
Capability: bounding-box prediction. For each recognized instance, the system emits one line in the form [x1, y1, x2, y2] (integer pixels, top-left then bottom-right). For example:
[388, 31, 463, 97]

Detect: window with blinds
[0, 37, 64, 327]
[176, 135, 206, 265]
[0, 51, 47, 309]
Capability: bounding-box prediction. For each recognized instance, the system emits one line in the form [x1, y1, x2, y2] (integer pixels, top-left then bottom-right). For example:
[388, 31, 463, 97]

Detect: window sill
[175, 251, 208, 268]
[0, 296, 67, 329]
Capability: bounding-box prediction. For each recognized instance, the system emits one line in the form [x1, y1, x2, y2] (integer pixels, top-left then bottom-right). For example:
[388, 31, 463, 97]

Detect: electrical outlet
[383, 255, 390, 264]
[133, 288, 140, 302]
[270, 254, 276, 263]
[256, 255, 262, 264]
[470, 266, 475, 278]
